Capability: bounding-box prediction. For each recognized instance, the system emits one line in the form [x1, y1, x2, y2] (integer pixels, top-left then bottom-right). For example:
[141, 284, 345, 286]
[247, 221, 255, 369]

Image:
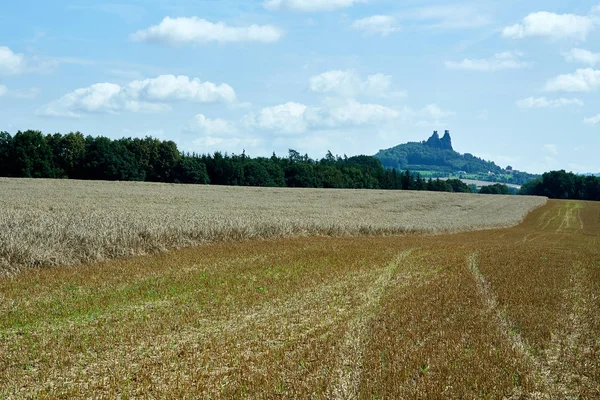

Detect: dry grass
[1, 199, 599, 398]
[0, 178, 546, 274]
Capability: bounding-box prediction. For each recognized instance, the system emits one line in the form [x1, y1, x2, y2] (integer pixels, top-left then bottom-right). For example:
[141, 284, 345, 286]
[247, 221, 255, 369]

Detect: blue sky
[1, 0, 599, 173]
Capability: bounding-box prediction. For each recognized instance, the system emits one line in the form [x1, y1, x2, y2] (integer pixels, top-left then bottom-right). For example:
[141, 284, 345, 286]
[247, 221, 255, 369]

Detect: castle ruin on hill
[424, 130, 453, 151]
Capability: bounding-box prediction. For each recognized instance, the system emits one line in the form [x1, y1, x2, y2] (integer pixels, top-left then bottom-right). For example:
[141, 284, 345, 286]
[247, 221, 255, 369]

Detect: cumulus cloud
[502, 11, 598, 40]
[192, 114, 238, 135]
[351, 15, 399, 36]
[584, 114, 600, 125]
[309, 70, 360, 97]
[445, 52, 530, 71]
[0, 46, 90, 75]
[187, 114, 259, 152]
[39, 75, 236, 118]
[243, 100, 402, 134]
[318, 100, 400, 126]
[544, 68, 600, 92]
[127, 75, 236, 103]
[309, 70, 405, 98]
[0, 84, 7, 97]
[243, 102, 309, 134]
[0, 46, 26, 75]
[516, 97, 584, 108]
[38, 83, 158, 118]
[563, 48, 600, 66]
[264, 0, 366, 12]
[131, 17, 283, 45]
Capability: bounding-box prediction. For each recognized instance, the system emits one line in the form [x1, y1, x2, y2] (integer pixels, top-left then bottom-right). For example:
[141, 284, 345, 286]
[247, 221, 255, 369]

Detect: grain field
[1, 198, 599, 398]
[0, 178, 545, 274]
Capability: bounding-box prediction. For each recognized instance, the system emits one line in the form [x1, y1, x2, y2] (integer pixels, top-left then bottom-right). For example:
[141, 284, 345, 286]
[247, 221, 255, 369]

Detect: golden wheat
[0, 178, 546, 273]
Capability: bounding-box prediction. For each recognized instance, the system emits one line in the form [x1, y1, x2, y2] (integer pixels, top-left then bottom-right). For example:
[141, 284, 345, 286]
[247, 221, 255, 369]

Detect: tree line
[4, 130, 575, 197]
[519, 170, 600, 201]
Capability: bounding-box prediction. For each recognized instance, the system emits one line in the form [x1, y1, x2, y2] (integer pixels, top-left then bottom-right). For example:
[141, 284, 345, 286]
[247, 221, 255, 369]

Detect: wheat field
[1, 199, 599, 398]
[0, 178, 546, 274]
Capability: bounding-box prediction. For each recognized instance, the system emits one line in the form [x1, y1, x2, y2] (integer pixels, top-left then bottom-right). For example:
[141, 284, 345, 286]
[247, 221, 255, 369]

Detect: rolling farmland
[1, 182, 598, 398]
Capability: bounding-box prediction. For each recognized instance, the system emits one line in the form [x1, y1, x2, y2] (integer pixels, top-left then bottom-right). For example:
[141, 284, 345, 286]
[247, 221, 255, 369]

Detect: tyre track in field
[327, 250, 413, 400]
[467, 252, 569, 399]
[544, 262, 597, 397]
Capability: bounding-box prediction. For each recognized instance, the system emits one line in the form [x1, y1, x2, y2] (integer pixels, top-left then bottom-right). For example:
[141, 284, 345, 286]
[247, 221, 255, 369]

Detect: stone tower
[441, 130, 453, 151]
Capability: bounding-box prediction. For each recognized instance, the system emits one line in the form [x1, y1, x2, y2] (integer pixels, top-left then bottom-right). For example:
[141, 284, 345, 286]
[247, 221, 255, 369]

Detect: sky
[1, 0, 599, 174]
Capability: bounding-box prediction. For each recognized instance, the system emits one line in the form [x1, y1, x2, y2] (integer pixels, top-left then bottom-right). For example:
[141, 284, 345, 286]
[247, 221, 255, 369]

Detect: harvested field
[0, 178, 545, 274]
[1, 198, 599, 398]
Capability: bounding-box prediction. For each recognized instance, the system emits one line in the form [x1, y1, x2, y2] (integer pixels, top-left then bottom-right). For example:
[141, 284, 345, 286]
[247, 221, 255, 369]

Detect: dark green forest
[0, 130, 598, 200]
[519, 170, 600, 201]
[0, 130, 475, 193]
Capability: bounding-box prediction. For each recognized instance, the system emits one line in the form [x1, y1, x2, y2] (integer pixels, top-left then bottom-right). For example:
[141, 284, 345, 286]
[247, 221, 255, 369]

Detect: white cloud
[351, 15, 399, 36]
[309, 70, 360, 97]
[543, 144, 558, 155]
[244, 102, 309, 134]
[0, 46, 26, 75]
[189, 114, 260, 152]
[544, 68, 600, 92]
[402, 5, 490, 29]
[39, 83, 144, 118]
[445, 52, 530, 71]
[563, 48, 600, 66]
[516, 97, 584, 108]
[264, 0, 366, 12]
[243, 99, 403, 134]
[309, 70, 405, 98]
[127, 75, 236, 103]
[0, 46, 90, 75]
[319, 100, 400, 126]
[584, 114, 600, 125]
[502, 11, 597, 40]
[131, 17, 283, 45]
[0, 84, 7, 97]
[192, 114, 237, 135]
[39, 75, 236, 118]
[364, 73, 403, 97]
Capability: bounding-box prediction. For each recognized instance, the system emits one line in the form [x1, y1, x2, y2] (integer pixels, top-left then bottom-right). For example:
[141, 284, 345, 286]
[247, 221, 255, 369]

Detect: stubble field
[1, 180, 599, 399]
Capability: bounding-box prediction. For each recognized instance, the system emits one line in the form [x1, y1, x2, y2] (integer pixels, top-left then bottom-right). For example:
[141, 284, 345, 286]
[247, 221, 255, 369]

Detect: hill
[374, 131, 539, 185]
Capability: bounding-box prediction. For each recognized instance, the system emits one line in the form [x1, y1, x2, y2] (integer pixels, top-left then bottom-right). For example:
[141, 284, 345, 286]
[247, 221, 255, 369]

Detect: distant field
[0, 178, 545, 274]
[412, 171, 524, 189]
[1, 200, 598, 398]
[461, 178, 522, 190]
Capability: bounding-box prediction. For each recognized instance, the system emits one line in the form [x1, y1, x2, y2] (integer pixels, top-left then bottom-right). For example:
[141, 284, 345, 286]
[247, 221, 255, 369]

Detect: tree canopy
[1, 130, 597, 201]
[519, 170, 600, 201]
